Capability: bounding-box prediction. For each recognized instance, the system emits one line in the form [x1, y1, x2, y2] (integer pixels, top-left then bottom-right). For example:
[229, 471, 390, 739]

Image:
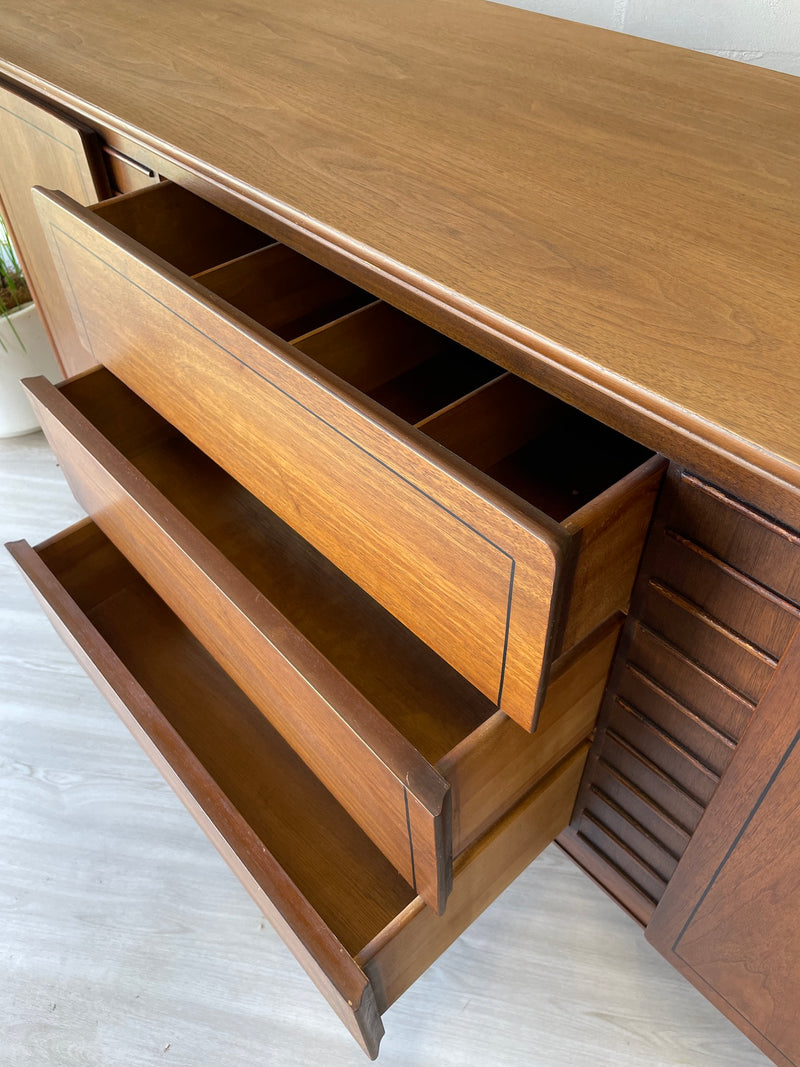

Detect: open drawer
[8, 520, 589, 1059]
[22, 367, 619, 914]
[35, 181, 664, 730]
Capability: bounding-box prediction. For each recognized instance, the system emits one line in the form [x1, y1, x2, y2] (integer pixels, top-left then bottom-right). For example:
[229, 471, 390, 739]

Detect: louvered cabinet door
[0, 83, 110, 373]
[560, 466, 800, 924]
[646, 628, 800, 1067]
[561, 463, 800, 1066]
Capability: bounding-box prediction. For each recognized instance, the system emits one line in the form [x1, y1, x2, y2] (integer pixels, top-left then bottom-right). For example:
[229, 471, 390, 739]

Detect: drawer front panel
[441, 615, 621, 854]
[8, 523, 586, 1059]
[35, 187, 562, 731]
[24, 372, 452, 913]
[358, 743, 588, 1013]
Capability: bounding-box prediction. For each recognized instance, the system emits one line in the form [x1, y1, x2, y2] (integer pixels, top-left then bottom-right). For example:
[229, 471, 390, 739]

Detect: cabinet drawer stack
[10, 175, 666, 1055]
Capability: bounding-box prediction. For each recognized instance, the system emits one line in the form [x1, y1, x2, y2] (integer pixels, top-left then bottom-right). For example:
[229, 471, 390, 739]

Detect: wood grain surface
[1, 431, 770, 1067]
[0, 0, 798, 511]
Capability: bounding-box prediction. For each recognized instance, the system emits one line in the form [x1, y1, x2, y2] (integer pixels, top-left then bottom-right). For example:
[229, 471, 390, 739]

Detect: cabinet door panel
[647, 629, 800, 1067]
[0, 82, 109, 374]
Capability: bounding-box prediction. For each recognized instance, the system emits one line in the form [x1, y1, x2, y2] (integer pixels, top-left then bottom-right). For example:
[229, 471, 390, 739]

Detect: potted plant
[0, 216, 60, 437]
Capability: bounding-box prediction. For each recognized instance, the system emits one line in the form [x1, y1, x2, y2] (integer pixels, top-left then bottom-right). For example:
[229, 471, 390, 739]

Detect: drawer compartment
[24, 367, 619, 913]
[7, 521, 588, 1059]
[35, 181, 663, 729]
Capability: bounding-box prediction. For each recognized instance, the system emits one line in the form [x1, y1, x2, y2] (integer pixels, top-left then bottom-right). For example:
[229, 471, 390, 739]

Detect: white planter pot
[0, 301, 60, 438]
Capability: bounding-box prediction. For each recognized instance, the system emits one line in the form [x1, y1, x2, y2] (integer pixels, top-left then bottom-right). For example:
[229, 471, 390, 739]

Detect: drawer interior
[419, 374, 652, 523]
[296, 302, 504, 423]
[93, 181, 652, 523]
[93, 181, 270, 275]
[60, 369, 496, 763]
[95, 183, 374, 341]
[37, 520, 416, 956]
[302, 306, 651, 518]
[35, 366, 618, 882]
[13, 519, 588, 1056]
[195, 245, 375, 341]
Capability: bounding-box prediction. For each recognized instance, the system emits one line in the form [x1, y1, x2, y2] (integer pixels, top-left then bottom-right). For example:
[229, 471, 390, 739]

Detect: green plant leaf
[0, 214, 31, 352]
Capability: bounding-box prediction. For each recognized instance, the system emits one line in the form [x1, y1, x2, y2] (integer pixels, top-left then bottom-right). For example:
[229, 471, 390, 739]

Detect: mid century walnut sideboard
[1, 2, 798, 1062]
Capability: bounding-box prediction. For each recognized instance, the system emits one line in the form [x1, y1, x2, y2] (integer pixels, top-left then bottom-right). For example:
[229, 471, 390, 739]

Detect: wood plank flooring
[1, 431, 768, 1066]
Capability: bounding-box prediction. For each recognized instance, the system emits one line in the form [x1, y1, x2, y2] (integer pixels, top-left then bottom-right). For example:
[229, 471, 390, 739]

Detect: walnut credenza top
[0, 0, 798, 520]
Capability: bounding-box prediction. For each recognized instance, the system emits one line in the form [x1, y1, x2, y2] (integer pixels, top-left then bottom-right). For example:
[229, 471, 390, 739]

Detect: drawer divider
[194, 243, 373, 341]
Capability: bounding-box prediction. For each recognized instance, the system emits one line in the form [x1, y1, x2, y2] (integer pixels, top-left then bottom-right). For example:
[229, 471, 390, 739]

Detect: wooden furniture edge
[2, 61, 798, 525]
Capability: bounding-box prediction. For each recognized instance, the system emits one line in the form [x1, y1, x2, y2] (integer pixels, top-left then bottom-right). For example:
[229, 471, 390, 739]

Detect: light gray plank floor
[1, 431, 768, 1067]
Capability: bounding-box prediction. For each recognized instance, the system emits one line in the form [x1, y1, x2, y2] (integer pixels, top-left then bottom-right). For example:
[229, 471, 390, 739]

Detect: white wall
[493, 0, 800, 76]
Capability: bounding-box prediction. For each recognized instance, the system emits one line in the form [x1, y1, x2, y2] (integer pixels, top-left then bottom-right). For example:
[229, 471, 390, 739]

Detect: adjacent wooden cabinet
[1, 3, 798, 1063]
[0, 82, 109, 374]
